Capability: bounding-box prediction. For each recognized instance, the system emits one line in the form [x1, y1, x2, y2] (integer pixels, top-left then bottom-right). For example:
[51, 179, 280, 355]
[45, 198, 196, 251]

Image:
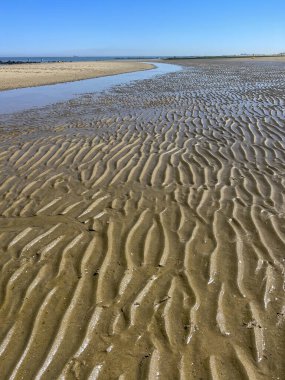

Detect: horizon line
[1, 53, 285, 59]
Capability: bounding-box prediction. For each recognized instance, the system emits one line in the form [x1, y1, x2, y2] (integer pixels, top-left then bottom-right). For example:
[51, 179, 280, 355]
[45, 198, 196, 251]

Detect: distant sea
[0, 56, 164, 63]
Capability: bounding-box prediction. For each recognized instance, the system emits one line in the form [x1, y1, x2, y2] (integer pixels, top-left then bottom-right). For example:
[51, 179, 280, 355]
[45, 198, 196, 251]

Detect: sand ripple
[0, 61, 285, 379]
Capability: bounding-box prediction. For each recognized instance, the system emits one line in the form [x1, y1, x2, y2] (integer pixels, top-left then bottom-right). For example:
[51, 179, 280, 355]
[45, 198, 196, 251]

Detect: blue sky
[0, 0, 284, 56]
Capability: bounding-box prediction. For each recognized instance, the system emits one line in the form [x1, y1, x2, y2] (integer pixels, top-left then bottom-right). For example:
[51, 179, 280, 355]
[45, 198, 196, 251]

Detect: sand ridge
[0, 61, 154, 91]
[0, 60, 285, 378]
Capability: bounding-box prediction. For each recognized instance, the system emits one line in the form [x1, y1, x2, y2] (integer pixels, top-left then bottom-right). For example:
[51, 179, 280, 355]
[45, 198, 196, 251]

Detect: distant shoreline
[0, 60, 60, 65]
[0, 56, 163, 65]
[163, 54, 285, 61]
[1, 54, 285, 65]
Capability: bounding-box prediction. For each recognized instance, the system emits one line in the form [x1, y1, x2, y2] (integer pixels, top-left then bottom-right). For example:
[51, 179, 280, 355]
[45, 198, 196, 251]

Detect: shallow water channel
[0, 62, 181, 115]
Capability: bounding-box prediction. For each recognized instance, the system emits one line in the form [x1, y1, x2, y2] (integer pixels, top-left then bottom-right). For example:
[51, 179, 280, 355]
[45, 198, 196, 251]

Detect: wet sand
[0, 60, 285, 379]
[0, 61, 154, 91]
[161, 56, 285, 64]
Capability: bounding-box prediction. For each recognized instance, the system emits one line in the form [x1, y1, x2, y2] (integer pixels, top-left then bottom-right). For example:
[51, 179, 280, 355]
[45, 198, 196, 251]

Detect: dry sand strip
[0, 61, 154, 91]
[0, 60, 285, 379]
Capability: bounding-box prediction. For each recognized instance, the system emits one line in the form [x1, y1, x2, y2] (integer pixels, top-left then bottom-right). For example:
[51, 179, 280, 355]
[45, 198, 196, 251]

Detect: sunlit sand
[0, 61, 154, 91]
[0, 59, 284, 378]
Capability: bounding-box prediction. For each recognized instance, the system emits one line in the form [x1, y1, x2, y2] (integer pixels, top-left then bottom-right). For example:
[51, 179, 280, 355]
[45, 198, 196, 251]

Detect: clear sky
[1, 0, 284, 57]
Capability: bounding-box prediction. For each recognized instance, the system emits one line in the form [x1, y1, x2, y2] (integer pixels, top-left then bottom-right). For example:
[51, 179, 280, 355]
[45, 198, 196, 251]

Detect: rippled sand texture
[0, 61, 285, 379]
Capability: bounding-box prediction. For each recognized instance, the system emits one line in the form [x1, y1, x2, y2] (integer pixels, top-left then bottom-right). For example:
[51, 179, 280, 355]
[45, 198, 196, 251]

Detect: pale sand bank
[0, 61, 154, 91]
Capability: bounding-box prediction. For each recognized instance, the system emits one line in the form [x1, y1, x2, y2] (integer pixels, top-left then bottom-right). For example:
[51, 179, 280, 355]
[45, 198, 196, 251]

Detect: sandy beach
[0, 59, 285, 379]
[0, 61, 154, 91]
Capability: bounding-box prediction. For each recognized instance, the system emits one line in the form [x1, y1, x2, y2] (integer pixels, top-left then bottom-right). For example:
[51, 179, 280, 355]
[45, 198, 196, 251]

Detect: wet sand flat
[161, 56, 285, 64]
[0, 61, 154, 91]
[0, 60, 285, 379]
